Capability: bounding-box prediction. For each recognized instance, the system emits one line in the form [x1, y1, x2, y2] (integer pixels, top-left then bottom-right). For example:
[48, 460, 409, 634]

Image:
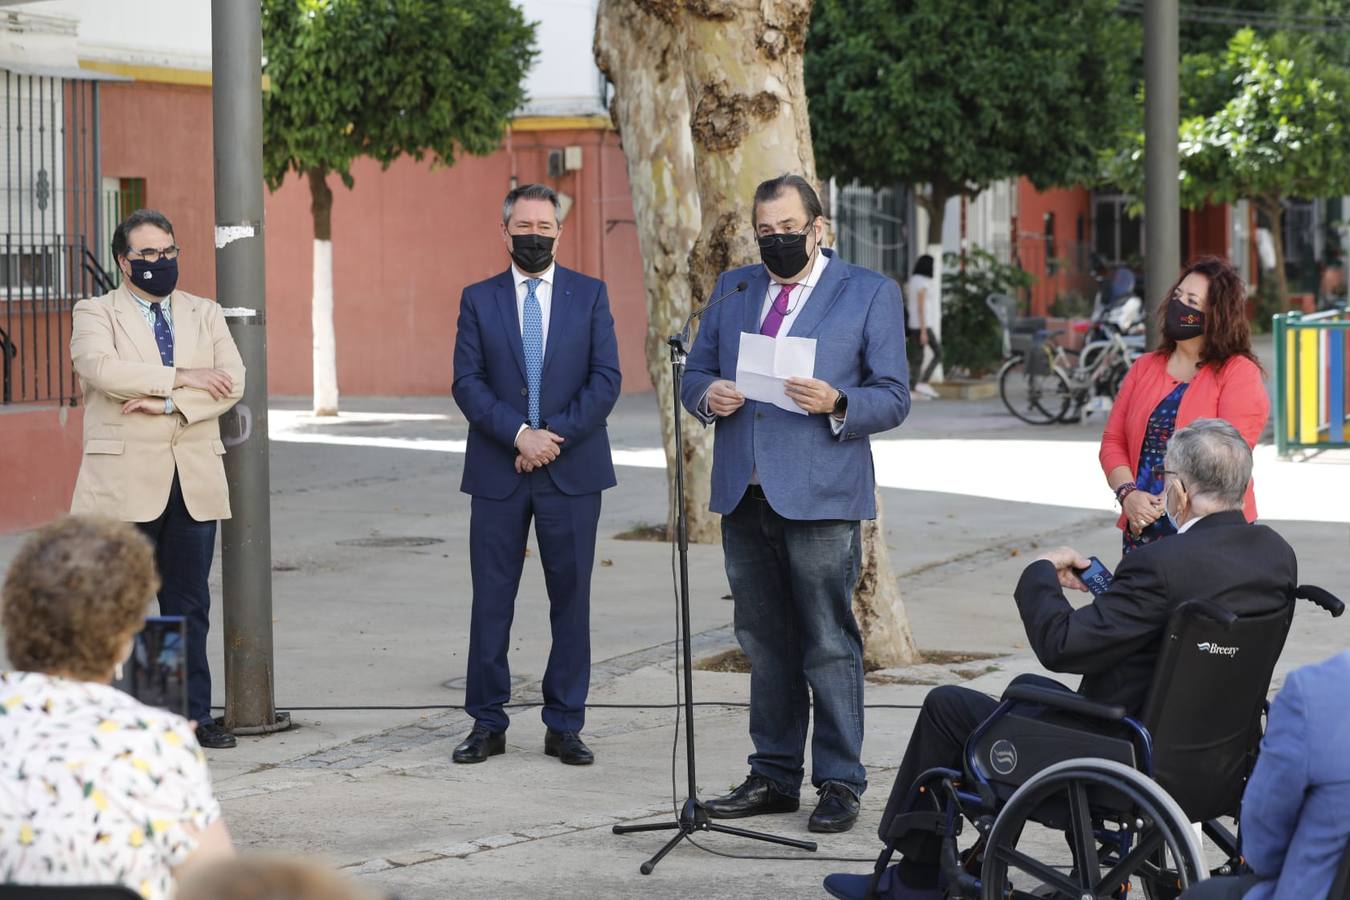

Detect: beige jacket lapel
[111, 285, 164, 365]
[169, 291, 199, 369]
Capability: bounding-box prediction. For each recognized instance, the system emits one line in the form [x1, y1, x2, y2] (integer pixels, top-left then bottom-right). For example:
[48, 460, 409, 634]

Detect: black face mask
[1163, 296, 1205, 342]
[758, 227, 816, 280]
[127, 257, 179, 297]
[509, 234, 555, 274]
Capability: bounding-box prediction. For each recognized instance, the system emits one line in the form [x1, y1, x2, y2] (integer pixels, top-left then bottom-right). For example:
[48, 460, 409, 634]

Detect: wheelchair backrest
[1140, 598, 1295, 823]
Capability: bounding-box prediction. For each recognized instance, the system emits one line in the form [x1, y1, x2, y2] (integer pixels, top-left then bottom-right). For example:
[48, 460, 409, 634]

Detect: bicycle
[992, 300, 1140, 425]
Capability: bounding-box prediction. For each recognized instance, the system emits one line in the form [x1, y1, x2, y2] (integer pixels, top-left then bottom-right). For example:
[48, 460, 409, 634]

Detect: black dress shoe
[544, 729, 594, 765]
[809, 782, 860, 833]
[197, 721, 237, 750]
[704, 774, 800, 819]
[452, 727, 505, 764]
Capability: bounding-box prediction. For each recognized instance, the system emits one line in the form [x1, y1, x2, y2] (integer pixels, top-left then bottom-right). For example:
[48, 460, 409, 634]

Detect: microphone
[675, 280, 749, 346]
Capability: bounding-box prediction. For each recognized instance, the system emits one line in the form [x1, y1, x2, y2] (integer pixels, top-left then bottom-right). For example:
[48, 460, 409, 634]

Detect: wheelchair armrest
[1296, 584, 1345, 617]
[1176, 598, 1238, 627]
[1001, 684, 1127, 722]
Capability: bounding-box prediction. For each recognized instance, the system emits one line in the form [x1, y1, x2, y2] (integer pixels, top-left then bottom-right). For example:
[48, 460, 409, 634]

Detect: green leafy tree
[941, 248, 1033, 376]
[806, 0, 1131, 248]
[1109, 28, 1350, 302]
[262, 0, 536, 414]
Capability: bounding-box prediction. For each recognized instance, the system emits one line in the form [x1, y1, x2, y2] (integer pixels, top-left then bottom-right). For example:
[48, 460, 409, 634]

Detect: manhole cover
[337, 536, 445, 548]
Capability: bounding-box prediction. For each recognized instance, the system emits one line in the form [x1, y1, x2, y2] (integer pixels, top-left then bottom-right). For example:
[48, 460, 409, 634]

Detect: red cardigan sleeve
[1099, 355, 1147, 476]
[1215, 355, 1270, 449]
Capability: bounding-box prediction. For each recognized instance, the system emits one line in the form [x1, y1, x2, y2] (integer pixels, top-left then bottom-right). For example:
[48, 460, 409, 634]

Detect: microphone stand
[612, 287, 817, 874]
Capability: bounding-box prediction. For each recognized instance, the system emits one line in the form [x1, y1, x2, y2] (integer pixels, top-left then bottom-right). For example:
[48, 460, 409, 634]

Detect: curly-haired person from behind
[0, 516, 234, 898]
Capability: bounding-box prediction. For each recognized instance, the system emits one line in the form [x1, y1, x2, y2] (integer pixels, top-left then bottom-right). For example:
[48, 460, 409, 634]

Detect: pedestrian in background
[450, 183, 622, 767]
[906, 254, 940, 400]
[69, 208, 245, 749]
[0, 516, 234, 898]
[1099, 256, 1267, 556]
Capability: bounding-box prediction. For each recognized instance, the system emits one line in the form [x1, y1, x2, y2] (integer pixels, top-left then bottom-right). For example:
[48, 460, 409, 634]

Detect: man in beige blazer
[70, 208, 244, 749]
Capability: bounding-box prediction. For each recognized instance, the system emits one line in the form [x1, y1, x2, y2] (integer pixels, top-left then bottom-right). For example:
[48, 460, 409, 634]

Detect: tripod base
[613, 797, 817, 874]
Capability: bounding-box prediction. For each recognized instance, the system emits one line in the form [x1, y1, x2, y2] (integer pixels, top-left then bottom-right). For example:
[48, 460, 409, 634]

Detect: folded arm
[71, 298, 176, 401]
[171, 303, 246, 424]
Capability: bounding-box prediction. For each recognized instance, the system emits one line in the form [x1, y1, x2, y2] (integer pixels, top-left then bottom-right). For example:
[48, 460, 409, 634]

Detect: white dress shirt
[1176, 513, 1207, 534]
[512, 263, 555, 445]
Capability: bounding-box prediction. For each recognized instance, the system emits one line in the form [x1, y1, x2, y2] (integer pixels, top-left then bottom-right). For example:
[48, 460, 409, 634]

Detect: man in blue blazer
[450, 184, 621, 766]
[1181, 649, 1350, 899]
[681, 174, 910, 833]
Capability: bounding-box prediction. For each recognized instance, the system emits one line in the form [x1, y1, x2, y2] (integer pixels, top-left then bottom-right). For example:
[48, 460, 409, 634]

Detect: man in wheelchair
[825, 419, 1325, 900]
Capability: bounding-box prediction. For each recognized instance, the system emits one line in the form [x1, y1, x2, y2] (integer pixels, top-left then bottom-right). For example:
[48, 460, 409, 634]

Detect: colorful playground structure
[1273, 307, 1350, 456]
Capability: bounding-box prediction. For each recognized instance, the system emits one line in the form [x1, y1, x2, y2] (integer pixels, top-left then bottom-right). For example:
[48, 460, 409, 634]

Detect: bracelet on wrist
[1114, 483, 1137, 504]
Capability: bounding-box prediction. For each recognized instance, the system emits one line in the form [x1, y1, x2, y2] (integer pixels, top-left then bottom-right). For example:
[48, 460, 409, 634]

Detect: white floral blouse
[0, 671, 221, 899]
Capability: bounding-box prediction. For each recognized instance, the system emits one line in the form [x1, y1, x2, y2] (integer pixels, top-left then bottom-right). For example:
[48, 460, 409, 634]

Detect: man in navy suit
[450, 183, 621, 766]
[682, 174, 910, 833]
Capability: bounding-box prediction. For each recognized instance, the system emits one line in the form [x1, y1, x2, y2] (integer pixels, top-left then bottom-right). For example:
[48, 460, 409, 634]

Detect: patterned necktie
[759, 283, 797, 338]
[150, 301, 174, 366]
[522, 278, 544, 429]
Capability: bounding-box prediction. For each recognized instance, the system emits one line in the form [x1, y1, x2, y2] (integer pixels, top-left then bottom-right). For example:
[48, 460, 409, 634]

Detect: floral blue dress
[1122, 382, 1189, 555]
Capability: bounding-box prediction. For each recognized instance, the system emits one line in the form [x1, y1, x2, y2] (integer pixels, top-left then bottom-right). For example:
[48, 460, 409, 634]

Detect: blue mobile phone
[1073, 556, 1113, 596]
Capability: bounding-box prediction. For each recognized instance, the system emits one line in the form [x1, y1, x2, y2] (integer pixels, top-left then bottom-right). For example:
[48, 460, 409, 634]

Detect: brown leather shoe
[452, 727, 505, 764]
[704, 775, 799, 819]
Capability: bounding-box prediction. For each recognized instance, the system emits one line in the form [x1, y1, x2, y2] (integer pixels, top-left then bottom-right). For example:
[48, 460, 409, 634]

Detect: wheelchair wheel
[998, 354, 1072, 425]
[979, 760, 1206, 900]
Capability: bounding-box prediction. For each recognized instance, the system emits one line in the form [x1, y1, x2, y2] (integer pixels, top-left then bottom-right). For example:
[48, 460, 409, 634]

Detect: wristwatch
[832, 390, 848, 417]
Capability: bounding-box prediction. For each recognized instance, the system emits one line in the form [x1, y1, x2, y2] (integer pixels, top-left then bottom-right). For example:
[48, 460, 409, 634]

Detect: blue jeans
[721, 488, 866, 797]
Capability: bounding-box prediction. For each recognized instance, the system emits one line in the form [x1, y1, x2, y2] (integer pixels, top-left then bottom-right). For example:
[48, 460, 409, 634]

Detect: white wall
[8, 0, 606, 117]
[8, 0, 211, 70]
[517, 0, 605, 116]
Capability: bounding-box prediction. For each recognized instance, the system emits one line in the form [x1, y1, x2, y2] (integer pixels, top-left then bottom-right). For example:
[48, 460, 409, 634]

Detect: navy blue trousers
[465, 470, 601, 734]
[136, 473, 217, 726]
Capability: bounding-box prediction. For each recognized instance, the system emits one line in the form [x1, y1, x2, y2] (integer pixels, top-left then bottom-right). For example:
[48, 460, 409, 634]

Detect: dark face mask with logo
[509, 234, 555, 274]
[1163, 296, 1205, 342]
[127, 257, 179, 297]
[758, 225, 817, 281]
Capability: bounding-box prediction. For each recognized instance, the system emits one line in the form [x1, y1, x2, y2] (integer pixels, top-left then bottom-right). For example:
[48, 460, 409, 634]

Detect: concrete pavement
[1, 385, 1348, 899]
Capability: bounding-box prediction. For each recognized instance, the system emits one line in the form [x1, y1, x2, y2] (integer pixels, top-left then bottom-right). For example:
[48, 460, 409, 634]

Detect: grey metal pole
[212, 0, 284, 733]
[1144, 0, 1180, 351]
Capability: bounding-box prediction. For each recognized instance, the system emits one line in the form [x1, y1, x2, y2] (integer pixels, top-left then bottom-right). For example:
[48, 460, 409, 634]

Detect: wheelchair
[872, 585, 1345, 900]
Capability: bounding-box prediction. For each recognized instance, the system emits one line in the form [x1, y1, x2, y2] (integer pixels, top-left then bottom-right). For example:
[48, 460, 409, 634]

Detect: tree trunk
[307, 166, 338, 416]
[680, 0, 918, 666]
[1257, 196, 1289, 307]
[595, 0, 718, 542]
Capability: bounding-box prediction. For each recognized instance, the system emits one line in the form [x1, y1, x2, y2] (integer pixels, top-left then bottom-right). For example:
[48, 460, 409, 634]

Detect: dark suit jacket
[1014, 510, 1298, 715]
[452, 265, 621, 499]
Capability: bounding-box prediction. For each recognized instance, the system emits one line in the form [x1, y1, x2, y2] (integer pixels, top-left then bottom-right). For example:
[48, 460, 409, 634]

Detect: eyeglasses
[1151, 465, 1186, 493]
[127, 245, 181, 263]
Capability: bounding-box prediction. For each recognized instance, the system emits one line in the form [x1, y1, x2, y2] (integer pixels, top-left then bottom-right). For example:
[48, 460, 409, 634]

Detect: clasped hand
[515, 427, 565, 473]
[1122, 490, 1165, 536]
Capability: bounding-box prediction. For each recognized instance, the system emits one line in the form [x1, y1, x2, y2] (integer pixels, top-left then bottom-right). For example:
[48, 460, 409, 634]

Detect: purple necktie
[760, 283, 796, 338]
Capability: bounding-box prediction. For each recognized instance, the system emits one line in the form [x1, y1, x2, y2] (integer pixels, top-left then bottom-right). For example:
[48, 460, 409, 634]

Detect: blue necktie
[522, 279, 543, 429]
[150, 301, 174, 367]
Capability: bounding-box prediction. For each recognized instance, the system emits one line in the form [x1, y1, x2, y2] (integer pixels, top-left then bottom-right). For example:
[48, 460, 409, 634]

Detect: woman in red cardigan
[1099, 256, 1268, 555]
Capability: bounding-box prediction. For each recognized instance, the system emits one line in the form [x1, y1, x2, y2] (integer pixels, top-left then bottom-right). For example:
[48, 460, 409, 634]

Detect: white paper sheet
[735, 333, 818, 415]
